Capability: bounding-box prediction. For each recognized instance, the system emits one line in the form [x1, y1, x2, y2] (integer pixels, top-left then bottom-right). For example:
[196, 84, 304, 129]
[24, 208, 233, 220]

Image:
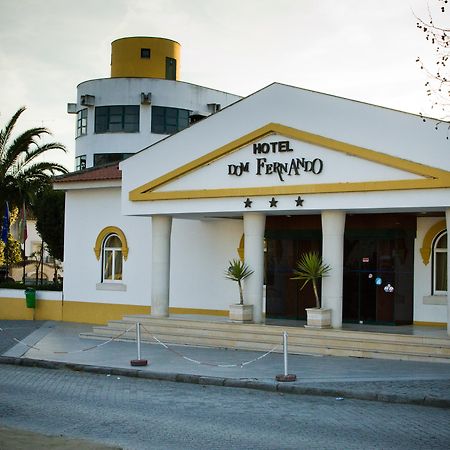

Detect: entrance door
[265, 214, 415, 324]
[265, 238, 321, 319]
[343, 234, 414, 324]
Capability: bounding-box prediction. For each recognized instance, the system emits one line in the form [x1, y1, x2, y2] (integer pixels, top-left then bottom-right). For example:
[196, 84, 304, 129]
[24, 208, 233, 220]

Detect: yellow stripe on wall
[0, 296, 229, 324]
[169, 307, 228, 317]
[62, 301, 150, 324]
[413, 321, 447, 327]
[1, 295, 445, 327]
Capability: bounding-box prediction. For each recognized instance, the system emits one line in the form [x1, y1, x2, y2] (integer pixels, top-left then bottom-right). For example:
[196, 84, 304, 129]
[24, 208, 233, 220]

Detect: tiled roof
[54, 163, 122, 183]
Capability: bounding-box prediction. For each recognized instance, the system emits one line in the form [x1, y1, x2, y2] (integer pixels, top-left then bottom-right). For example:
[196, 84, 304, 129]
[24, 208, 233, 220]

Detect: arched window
[433, 231, 447, 295]
[102, 234, 123, 282]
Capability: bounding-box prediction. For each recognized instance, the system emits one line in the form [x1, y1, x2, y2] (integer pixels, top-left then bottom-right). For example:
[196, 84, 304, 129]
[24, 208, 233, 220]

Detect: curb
[1, 356, 449, 408]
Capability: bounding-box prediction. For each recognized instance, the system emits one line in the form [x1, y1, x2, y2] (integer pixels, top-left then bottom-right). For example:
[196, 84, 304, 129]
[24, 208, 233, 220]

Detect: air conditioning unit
[67, 103, 77, 114]
[80, 95, 95, 106]
[141, 92, 152, 105]
[207, 103, 221, 113]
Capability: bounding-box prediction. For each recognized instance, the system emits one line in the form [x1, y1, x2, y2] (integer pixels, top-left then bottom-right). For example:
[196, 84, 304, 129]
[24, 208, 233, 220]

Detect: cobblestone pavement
[0, 364, 449, 450]
[1, 320, 450, 408]
[297, 379, 450, 405]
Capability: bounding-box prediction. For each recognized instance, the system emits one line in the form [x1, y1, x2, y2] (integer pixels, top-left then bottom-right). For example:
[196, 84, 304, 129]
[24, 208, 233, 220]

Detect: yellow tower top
[110, 37, 181, 80]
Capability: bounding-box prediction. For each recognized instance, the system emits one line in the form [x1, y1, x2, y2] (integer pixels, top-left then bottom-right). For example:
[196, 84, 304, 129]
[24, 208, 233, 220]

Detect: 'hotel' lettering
[253, 140, 293, 154]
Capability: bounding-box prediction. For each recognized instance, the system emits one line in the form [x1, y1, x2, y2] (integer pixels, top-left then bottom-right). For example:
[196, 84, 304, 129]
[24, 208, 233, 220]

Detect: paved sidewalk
[1, 320, 449, 408]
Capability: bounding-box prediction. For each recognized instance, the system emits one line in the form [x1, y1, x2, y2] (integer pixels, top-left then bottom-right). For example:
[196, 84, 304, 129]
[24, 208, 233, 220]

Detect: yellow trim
[0, 296, 229, 324]
[420, 220, 446, 265]
[111, 37, 180, 79]
[129, 123, 450, 202]
[413, 321, 447, 327]
[2, 295, 445, 327]
[168, 307, 228, 317]
[0, 297, 61, 321]
[237, 234, 244, 261]
[94, 226, 129, 261]
[63, 301, 149, 324]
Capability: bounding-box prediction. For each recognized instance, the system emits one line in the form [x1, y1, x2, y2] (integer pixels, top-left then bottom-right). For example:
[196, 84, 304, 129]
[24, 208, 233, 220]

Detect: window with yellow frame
[433, 231, 447, 295]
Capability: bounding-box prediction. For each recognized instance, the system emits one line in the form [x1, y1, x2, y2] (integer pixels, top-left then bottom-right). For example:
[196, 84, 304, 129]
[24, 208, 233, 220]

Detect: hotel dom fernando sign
[227, 140, 324, 182]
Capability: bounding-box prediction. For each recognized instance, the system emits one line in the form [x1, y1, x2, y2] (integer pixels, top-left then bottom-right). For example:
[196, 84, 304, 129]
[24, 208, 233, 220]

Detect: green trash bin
[25, 288, 36, 308]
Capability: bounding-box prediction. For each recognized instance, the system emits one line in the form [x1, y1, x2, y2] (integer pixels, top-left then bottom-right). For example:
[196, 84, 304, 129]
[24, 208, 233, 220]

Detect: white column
[151, 215, 172, 318]
[243, 213, 266, 324]
[321, 210, 346, 329]
[446, 209, 450, 336]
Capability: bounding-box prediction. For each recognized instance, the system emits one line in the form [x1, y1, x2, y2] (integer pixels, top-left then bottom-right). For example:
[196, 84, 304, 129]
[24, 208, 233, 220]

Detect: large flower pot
[304, 308, 331, 329]
[229, 304, 253, 323]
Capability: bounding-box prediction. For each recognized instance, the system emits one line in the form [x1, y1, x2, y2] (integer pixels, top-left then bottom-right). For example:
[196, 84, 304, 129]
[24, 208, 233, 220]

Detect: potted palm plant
[225, 258, 254, 322]
[291, 251, 331, 328]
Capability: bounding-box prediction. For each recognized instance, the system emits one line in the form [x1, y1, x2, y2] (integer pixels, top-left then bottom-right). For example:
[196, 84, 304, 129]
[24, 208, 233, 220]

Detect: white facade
[72, 78, 241, 168]
[61, 185, 243, 312]
[59, 75, 449, 331]
[121, 83, 450, 217]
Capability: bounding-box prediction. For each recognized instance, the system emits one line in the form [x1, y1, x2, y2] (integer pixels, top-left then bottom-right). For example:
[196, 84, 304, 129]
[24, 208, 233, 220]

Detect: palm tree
[0, 106, 67, 210]
[291, 251, 331, 309]
[225, 259, 254, 305]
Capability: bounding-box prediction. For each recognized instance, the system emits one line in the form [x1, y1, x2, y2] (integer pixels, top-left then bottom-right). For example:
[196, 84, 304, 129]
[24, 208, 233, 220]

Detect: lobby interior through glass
[264, 213, 416, 325]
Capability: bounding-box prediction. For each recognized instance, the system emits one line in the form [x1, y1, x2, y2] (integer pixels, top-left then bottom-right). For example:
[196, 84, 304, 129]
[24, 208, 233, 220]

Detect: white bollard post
[130, 322, 148, 367]
[283, 331, 288, 376]
[136, 322, 141, 361]
[276, 331, 297, 382]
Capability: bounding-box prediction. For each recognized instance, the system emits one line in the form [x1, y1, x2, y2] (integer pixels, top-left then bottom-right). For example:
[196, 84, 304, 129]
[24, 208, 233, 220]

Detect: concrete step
[118, 315, 450, 346]
[79, 316, 450, 364]
[89, 322, 450, 357]
[80, 328, 450, 363]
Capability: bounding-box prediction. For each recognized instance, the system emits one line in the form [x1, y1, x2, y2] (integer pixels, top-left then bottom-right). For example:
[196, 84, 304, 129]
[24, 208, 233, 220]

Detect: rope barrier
[1, 322, 282, 368]
[0, 325, 136, 355]
[140, 323, 280, 368]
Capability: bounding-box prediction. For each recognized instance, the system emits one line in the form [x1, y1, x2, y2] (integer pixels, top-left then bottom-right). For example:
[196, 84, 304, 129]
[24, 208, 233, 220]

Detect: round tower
[110, 36, 181, 80]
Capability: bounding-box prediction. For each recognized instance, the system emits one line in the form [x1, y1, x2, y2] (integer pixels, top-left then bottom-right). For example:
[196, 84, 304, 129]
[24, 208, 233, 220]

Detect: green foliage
[34, 186, 65, 261]
[0, 280, 63, 291]
[291, 251, 331, 309]
[0, 234, 23, 267]
[0, 106, 67, 210]
[225, 259, 253, 305]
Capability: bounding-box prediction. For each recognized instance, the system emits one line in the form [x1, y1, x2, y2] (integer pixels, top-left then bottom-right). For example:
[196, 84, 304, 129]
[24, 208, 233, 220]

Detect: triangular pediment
[129, 123, 450, 201]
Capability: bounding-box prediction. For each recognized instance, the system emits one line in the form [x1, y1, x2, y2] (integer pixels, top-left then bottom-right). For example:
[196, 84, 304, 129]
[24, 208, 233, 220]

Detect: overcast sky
[0, 0, 444, 170]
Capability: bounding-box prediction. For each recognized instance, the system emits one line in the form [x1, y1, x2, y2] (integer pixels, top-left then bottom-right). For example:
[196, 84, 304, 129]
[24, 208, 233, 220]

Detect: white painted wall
[170, 218, 243, 310]
[414, 217, 447, 323]
[0, 288, 62, 301]
[63, 187, 243, 311]
[63, 187, 151, 305]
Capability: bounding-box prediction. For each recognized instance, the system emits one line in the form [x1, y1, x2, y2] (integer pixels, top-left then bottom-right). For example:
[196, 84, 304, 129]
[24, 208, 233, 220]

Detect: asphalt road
[0, 365, 449, 450]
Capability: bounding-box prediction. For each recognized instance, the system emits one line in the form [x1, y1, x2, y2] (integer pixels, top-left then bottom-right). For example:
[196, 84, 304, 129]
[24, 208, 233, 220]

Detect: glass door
[343, 234, 413, 324]
[266, 238, 321, 320]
